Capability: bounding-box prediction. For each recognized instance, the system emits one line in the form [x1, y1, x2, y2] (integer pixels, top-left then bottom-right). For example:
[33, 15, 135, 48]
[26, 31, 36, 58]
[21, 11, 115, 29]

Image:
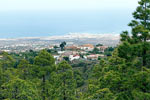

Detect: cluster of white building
[52, 44, 108, 63]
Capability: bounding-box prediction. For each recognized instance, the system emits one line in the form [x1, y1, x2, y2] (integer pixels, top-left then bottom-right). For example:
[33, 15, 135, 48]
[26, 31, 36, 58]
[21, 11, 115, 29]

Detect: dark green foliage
[63, 56, 70, 62]
[96, 44, 103, 47]
[17, 59, 31, 80]
[120, 0, 150, 66]
[1, 78, 40, 100]
[0, 52, 15, 70]
[54, 45, 59, 51]
[60, 41, 67, 51]
[33, 50, 55, 100]
[0, 0, 150, 99]
[74, 70, 84, 88]
[47, 49, 58, 55]
[57, 61, 76, 100]
[85, 0, 150, 100]
[89, 47, 101, 54]
[104, 47, 115, 56]
[34, 50, 55, 67]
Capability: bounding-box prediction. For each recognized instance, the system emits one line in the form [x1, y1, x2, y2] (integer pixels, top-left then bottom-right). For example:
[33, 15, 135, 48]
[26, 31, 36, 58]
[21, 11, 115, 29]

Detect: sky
[0, 0, 139, 38]
[0, 0, 138, 11]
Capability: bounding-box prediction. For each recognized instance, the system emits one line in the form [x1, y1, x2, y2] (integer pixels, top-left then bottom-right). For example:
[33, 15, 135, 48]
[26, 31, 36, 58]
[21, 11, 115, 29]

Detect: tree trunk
[63, 91, 66, 100]
[143, 46, 146, 66]
[14, 86, 18, 99]
[63, 67, 66, 100]
[63, 80, 66, 100]
[1, 87, 5, 99]
[143, 2, 147, 66]
[42, 75, 46, 100]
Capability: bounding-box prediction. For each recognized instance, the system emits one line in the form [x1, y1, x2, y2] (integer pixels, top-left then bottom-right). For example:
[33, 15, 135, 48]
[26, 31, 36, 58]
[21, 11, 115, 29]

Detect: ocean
[0, 10, 132, 38]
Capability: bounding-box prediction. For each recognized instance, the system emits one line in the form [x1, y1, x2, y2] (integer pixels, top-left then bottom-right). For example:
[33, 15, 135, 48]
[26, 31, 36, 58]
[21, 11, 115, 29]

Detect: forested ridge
[1, 0, 150, 99]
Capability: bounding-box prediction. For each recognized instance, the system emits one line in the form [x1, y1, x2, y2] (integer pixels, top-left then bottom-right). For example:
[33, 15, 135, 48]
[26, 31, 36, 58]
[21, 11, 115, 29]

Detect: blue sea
[0, 10, 133, 38]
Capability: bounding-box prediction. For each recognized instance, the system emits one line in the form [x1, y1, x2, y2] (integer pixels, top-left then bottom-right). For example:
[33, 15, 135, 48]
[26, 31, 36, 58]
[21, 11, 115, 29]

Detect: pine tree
[0, 64, 3, 99]
[0, 52, 15, 70]
[60, 41, 67, 51]
[34, 50, 55, 100]
[1, 77, 40, 100]
[57, 61, 76, 100]
[17, 59, 31, 80]
[120, 0, 150, 66]
[86, 0, 150, 99]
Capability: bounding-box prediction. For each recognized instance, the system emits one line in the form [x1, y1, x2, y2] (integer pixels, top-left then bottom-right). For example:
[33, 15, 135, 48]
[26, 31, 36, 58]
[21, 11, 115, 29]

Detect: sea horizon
[0, 9, 132, 38]
[0, 32, 121, 39]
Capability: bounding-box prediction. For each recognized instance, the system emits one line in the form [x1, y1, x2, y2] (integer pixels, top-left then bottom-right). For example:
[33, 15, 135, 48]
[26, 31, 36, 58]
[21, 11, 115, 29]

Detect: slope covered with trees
[86, 0, 150, 99]
[0, 0, 150, 100]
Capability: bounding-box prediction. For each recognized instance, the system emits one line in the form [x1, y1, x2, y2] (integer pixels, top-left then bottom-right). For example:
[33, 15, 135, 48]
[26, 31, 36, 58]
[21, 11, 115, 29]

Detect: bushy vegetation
[0, 0, 150, 99]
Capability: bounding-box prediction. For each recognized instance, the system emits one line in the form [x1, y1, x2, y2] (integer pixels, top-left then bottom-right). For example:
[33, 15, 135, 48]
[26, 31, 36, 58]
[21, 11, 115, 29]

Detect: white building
[80, 44, 94, 51]
[69, 55, 80, 61]
[58, 51, 65, 55]
[53, 55, 60, 60]
[96, 46, 108, 52]
[49, 46, 54, 49]
[53, 55, 61, 64]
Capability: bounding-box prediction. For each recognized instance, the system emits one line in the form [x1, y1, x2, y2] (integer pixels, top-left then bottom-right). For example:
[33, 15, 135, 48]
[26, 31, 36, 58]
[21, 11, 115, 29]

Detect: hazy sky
[0, 0, 139, 38]
[0, 0, 139, 11]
